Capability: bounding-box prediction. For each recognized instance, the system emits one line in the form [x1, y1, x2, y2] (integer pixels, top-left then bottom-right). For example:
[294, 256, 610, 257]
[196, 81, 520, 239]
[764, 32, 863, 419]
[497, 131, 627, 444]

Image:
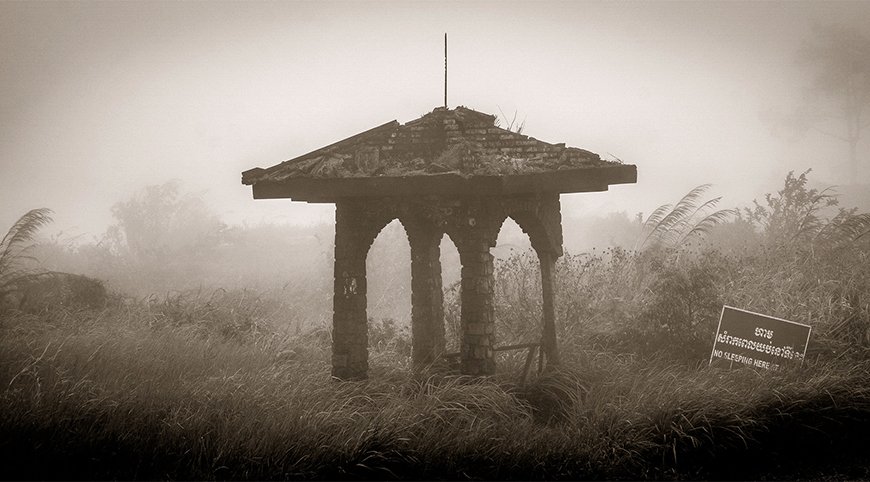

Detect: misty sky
[2, 1, 870, 240]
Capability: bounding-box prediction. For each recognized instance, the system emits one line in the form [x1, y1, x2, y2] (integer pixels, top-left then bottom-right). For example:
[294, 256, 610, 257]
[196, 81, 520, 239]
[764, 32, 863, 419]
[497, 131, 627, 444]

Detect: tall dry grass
[3, 283, 870, 480]
[3, 172, 870, 479]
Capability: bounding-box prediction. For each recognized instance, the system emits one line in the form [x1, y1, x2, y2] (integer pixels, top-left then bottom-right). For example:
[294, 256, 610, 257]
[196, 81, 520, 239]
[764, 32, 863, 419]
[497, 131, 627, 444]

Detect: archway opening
[440, 233, 462, 353]
[366, 218, 411, 357]
[493, 216, 541, 349]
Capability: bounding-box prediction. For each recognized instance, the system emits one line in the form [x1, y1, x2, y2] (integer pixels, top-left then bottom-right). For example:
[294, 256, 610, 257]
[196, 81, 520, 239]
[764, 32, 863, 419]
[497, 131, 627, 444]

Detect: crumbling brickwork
[243, 106, 636, 381]
[242, 106, 611, 184]
[405, 216, 446, 368]
[330, 194, 563, 380]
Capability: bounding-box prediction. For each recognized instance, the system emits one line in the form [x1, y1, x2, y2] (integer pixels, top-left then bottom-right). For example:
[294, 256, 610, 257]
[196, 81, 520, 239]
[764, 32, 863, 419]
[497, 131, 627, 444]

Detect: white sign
[710, 306, 811, 370]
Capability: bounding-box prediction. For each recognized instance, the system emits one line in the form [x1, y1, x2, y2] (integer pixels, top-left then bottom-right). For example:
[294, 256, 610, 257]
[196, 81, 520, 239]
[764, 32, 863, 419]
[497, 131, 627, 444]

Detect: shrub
[744, 169, 870, 252]
[638, 250, 731, 356]
[146, 288, 290, 343]
[15, 273, 108, 313]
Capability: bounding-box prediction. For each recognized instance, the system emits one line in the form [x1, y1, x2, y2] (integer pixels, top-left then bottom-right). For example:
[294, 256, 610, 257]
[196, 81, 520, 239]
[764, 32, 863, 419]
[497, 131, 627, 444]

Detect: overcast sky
[2, 1, 870, 240]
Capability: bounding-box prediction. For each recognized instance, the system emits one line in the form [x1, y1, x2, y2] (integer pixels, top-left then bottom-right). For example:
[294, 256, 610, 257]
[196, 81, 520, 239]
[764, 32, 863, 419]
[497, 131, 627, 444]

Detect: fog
[2, 1, 870, 241]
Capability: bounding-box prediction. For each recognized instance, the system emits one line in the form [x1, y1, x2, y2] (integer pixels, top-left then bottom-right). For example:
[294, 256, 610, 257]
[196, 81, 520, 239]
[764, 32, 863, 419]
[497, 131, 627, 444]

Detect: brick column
[457, 235, 496, 376]
[332, 202, 371, 380]
[405, 219, 446, 369]
[537, 194, 562, 368]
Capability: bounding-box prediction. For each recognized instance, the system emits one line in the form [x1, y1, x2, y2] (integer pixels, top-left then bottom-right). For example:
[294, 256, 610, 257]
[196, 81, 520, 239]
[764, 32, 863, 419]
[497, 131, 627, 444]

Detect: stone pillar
[332, 202, 371, 380]
[538, 249, 560, 368]
[405, 219, 446, 369]
[457, 235, 496, 376]
[538, 194, 562, 368]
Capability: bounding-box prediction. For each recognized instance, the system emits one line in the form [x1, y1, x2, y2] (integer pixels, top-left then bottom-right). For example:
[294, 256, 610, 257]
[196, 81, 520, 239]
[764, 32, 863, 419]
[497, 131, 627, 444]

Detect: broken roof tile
[241, 106, 622, 186]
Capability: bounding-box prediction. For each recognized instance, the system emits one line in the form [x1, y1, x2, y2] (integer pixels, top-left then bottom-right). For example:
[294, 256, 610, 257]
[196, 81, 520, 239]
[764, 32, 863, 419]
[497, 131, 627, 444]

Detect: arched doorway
[367, 219, 412, 356]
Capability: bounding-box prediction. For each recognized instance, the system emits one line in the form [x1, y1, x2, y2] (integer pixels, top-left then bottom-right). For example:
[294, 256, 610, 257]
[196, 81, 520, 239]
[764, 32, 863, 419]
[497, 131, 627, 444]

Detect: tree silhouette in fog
[107, 180, 225, 261]
[795, 24, 870, 179]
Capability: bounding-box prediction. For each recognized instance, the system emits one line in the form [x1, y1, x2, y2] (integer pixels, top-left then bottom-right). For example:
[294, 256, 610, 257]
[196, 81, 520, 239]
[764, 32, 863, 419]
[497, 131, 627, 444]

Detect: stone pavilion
[242, 106, 636, 380]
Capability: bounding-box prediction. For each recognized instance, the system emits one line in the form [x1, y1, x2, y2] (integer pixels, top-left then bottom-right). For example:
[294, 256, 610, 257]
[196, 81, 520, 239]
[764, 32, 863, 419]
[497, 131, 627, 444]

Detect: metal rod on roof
[444, 33, 447, 108]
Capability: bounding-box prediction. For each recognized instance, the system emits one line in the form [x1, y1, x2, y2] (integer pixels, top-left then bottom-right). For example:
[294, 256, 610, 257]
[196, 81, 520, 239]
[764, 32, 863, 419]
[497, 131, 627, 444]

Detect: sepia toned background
[3, 1, 870, 239]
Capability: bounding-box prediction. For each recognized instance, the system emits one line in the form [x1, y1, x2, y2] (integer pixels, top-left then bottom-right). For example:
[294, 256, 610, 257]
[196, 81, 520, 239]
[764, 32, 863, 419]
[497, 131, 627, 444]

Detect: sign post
[710, 306, 812, 370]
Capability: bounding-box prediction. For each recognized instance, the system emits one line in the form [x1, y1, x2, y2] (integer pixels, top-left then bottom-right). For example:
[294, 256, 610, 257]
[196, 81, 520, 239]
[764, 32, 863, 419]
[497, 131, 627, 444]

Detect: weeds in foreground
[3, 171, 870, 479]
[0, 209, 111, 317]
[3, 303, 870, 480]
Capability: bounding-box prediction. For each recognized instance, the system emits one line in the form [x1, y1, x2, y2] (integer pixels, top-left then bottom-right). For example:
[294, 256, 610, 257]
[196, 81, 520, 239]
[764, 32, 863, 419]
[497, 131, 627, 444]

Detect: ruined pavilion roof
[242, 106, 636, 202]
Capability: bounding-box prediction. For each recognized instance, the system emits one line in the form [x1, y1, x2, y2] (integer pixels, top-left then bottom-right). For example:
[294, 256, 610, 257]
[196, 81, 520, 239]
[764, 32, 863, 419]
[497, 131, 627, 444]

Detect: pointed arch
[331, 193, 564, 379]
[367, 218, 411, 326]
[494, 196, 563, 368]
[332, 201, 402, 380]
[440, 231, 462, 353]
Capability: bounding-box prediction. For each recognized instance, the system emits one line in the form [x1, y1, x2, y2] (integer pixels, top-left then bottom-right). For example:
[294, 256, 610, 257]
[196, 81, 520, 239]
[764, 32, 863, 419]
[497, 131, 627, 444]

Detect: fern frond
[0, 208, 53, 307]
[0, 208, 53, 273]
[815, 212, 870, 249]
[635, 185, 714, 250]
[0, 208, 53, 251]
[677, 209, 738, 247]
[642, 204, 674, 231]
[657, 185, 713, 233]
[663, 196, 723, 247]
[635, 204, 673, 250]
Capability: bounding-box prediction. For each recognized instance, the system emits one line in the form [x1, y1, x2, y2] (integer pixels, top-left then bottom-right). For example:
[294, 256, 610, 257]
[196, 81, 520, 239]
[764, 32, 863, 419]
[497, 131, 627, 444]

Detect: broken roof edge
[242, 106, 524, 185]
[250, 163, 637, 202]
[242, 105, 633, 186]
[241, 119, 400, 185]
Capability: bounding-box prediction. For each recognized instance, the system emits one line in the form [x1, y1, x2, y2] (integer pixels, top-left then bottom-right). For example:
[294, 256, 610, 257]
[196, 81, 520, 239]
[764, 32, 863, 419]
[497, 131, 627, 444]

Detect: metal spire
[444, 33, 448, 108]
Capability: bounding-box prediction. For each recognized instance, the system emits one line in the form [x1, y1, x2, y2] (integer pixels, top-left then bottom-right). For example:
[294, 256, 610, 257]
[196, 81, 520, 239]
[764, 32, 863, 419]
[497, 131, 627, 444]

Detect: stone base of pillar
[458, 239, 497, 376]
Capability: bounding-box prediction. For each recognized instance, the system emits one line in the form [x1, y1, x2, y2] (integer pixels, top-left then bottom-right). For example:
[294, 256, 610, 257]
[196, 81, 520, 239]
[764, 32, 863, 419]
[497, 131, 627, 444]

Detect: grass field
[2, 174, 870, 480]
[2, 248, 870, 480]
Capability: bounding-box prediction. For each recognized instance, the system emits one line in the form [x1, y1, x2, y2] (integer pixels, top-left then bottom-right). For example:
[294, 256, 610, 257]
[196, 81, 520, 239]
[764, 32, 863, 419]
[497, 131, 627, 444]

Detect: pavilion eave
[250, 164, 637, 203]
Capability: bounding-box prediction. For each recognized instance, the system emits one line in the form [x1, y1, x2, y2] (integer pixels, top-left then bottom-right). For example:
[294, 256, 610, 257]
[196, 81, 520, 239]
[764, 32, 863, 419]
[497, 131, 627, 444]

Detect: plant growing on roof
[496, 107, 526, 134]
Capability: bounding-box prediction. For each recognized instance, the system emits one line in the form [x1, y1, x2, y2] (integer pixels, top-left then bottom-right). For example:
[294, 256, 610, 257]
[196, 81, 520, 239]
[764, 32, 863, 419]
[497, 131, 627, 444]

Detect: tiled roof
[242, 106, 622, 185]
